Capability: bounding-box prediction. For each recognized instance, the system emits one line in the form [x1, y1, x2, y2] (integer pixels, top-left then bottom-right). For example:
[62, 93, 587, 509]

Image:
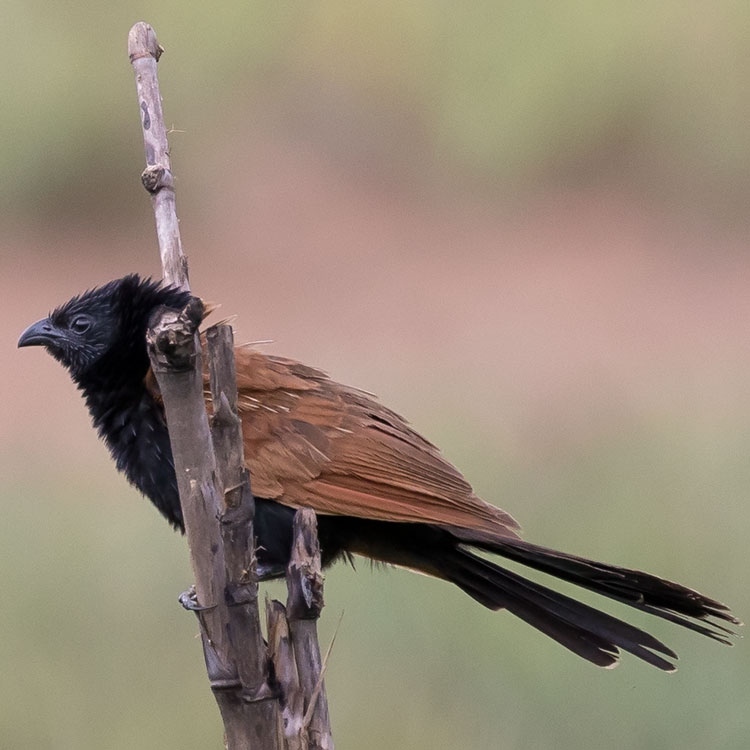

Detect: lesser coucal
[18, 274, 738, 670]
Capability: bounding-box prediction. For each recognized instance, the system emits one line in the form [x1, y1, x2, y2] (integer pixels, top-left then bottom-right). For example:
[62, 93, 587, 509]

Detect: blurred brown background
[2, 3, 748, 749]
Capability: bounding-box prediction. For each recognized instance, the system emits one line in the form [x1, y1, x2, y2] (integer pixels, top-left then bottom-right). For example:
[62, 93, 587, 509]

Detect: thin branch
[286, 510, 334, 750]
[267, 600, 305, 750]
[128, 21, 188, 289]
[207, 325, 275, 706]
[144, 302, 237, 695]
[302, 611, 344, 732]
[129, 21, 279, 749]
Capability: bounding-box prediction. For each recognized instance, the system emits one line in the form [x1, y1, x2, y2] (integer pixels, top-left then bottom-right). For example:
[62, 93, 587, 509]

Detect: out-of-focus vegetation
[3, 2, 750, 219]
[2, 3, 749, 749]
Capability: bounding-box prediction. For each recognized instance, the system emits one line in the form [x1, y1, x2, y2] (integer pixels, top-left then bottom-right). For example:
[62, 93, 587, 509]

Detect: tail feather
[480, 537, 739, 634]
[443, 548, 683, 670]
[455, 570, 622, 668]
[434, 533, 739, 670]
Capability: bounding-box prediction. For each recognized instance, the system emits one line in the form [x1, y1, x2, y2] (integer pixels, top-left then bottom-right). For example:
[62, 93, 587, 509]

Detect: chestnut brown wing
[221, 348, 520, 541]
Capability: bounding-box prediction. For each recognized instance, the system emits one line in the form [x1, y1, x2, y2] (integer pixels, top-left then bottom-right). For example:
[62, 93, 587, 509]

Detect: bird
[18, 273, 738, 671]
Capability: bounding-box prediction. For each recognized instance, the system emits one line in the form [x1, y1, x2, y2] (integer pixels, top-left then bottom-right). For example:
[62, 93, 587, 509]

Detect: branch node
[210, 678, 244, 693]
[146, 299, 204, 372]
[242, 683, 278, 703]
[127, 22, 163, 63]
[141, 164, 174, 193]
[287, 510, 325, 621]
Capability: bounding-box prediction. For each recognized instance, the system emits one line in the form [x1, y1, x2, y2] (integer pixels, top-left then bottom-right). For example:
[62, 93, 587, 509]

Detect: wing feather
[218, 348, 520, 540]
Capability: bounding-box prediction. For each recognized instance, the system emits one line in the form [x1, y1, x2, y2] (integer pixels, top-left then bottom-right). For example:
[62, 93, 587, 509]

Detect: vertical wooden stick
[128, 22, 188, 289]
[286, 510, 334, 750]
[267, 600, 305, 750]
[128, 21, 279, 749]
[207, 325, 277, 708]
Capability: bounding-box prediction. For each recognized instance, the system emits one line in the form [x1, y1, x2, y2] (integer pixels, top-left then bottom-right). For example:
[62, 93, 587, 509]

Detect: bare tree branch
[128, 21, 280, 749]
[128, 21, 334, 749]
[267, 600, 305, 750]
[145, 302, 233, 672]
[128, 21, 188, 289]
[286, 510, 334, 750]
[207, 325, 276, 708]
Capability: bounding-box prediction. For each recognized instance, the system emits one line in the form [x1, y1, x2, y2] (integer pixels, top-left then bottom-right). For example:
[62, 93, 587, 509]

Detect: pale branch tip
[128, 20, 188, 292]
[128, 22, 163, 62]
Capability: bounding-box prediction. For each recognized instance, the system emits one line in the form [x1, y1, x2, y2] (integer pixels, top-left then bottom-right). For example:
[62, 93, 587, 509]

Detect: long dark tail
[437, 538, 738, 671]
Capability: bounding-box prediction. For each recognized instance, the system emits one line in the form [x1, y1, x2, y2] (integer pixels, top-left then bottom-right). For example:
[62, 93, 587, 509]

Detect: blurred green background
[2, 3, 749, 748]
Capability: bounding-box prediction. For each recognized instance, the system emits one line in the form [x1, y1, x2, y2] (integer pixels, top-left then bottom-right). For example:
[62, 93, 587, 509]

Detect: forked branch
[127, 20, 333, 750]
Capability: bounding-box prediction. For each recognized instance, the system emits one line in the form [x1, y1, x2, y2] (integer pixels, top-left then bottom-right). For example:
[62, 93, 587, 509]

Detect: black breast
[85, 385, 184, 530]
[78, 368, 356, 575]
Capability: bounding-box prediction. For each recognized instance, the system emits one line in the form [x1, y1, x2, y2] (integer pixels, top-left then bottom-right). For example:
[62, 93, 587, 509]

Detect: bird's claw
[178, 586, 215, 612]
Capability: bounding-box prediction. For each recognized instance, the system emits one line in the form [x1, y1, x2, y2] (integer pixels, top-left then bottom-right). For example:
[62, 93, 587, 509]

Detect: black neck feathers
[68, 275, 191, 529]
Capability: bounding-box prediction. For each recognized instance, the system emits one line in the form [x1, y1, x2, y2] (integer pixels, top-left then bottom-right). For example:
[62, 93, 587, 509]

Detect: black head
[18, 275, 192, 383]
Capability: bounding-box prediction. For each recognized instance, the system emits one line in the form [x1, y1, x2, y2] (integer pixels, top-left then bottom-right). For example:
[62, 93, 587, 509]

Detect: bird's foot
[178, 585, 216, 612]
[256, 562, 286, 581]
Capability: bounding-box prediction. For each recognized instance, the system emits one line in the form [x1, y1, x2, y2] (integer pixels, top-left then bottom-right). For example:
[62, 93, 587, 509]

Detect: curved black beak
[18, 318, 59, 348]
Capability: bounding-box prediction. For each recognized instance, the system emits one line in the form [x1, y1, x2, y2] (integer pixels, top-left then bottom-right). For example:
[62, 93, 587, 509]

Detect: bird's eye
[70, 316, 91, 334]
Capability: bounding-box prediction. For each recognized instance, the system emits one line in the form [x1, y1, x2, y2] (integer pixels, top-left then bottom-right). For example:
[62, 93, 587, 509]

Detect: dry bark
[128, 22, 188, 289]
[128, 21, 332, 749]
[207, 326, 277, 709]
[267, 600, 305, 750]
[286, 510, 334, 750]
[267, 510, 334, 750]
[129, 21, 279, 750]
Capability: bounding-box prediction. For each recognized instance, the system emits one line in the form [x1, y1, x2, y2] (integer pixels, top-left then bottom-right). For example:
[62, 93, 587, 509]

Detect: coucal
[18, 274, 738, 670]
